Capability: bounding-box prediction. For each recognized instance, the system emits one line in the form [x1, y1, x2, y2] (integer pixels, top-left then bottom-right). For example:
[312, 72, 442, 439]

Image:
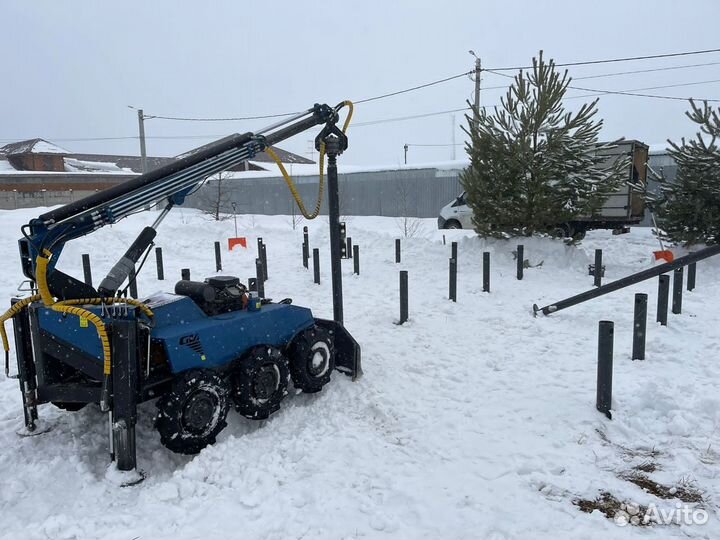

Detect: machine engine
[174, 276, 248, 316]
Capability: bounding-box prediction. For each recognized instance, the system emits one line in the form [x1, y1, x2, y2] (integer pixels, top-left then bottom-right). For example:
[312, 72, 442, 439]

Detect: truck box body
[438, 140, 649, 233]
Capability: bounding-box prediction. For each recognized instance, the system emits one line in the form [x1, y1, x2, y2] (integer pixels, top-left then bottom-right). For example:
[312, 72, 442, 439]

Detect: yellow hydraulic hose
[34, 251, 112, 378]
[0, 294, 41, 376]
[60, 297, 154, 320]
[265, 100, 354, 220]
[1, 250, 154, 411]
[266, 146, 325, 219]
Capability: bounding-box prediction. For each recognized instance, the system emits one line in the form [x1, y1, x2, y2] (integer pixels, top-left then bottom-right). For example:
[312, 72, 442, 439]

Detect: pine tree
[658, 100, 720, 246]
[460, 51, 629, 238]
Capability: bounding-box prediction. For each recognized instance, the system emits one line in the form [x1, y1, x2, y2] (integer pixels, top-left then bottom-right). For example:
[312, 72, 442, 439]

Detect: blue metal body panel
[35, 295, 316, 375]
[151, 296, 315, 372]
[37, 305, 124, 360]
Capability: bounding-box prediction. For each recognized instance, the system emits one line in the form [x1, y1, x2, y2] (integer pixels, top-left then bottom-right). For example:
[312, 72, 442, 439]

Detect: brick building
[0, 138, 312, 209]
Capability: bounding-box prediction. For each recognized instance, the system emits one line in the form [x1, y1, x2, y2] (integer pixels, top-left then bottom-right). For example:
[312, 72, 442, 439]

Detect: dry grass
[621, 472, 704, 503]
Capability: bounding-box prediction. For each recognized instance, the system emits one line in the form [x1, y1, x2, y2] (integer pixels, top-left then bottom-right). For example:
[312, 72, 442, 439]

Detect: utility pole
[137, 109, 148, 174]
[404, 143, 408, 164]
[469, 51, 482, 126]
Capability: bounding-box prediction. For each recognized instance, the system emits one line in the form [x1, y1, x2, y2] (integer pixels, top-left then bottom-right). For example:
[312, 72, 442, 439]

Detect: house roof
[0, 138, 69, 156]
[0, 137, 313, 174]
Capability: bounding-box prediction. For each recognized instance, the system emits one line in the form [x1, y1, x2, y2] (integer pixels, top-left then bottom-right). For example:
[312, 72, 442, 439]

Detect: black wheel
[51, 402, 87, 412]
[230, 346, 290, 420]
[155, 369, 230, 455]
[288, 325, 335, 393]
[445, 220, 461, 230]
[549, 223, 572, 238]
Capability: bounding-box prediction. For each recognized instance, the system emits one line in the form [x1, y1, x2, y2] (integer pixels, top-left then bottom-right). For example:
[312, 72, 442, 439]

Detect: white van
[437, 140, 649, 238]
[438, 192, 473, 230]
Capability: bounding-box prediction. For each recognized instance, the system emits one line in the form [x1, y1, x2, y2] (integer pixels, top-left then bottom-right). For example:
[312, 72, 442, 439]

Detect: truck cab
[437, 191, 473, 229]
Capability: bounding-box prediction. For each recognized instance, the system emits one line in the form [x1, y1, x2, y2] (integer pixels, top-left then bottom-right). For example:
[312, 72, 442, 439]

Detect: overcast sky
[2, 1, 720, 166]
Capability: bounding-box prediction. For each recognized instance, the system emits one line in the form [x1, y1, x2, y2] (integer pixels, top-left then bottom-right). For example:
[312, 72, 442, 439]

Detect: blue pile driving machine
[2, 103, 361, 475]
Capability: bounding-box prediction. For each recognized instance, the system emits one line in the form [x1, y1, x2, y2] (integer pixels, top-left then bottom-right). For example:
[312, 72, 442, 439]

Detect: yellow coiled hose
[265, 100, 354, 220]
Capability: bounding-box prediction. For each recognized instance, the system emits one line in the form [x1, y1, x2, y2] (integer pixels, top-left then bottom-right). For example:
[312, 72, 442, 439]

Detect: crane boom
[19, 103, 337, 298]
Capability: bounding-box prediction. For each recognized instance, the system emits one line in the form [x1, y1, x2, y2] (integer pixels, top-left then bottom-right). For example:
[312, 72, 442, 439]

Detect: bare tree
[394, 176, 422, 238]
[287, 195, 304, 230]
[202, 170, 233, 221]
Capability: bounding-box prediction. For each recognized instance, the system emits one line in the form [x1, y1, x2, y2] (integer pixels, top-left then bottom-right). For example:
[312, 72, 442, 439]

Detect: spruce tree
[460, 51, 628, 238]
[658, 100, 720, 245]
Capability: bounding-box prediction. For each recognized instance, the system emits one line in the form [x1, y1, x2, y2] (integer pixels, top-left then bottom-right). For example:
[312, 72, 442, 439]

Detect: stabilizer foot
[16, 419, 52, 437]
[105, 465, 145, 487]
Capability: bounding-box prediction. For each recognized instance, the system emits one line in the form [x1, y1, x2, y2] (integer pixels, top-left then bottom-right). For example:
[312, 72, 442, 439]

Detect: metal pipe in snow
[533, 244, 720, 316]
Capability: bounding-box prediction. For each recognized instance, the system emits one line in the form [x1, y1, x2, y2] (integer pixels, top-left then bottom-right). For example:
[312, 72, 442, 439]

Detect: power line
[566, 79, 720, 100]
[484, 68, 720, 102]
[569, 85, 720, 102]
[137, 49, 720, 123]
[146, 111, 303, 122]
[353, 71, 472, 104]
[353, 107, 470, 127]
[406, 143, 465, 147]
[485, 47, 720, 71]
[480, 61, 720, 91]
[573, 61, 720, 80]
[0, 135, 224, 143]
[145, 70, 472, 122]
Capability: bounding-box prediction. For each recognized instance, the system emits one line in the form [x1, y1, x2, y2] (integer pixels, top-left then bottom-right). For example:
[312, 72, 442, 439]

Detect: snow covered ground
[0, 208, 719, 539]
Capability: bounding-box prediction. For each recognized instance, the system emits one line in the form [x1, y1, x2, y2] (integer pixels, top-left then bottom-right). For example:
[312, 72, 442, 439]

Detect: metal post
[214, 241, 222, 272]
[353, 245, 359, 275]
[232, 202, 238, 237]
[111, 319, 138, 472]
[596, 321, 614, 420]
[302, 226, 309, 269]
[347, 237, 352, 259]
[128, 266, 138, 299]
[517, 244, 524, 280]
[482, 251, 490, 293]
[155, 247, 164, 280]
[687, 262, 696, 291]
[10, 300, 38, 430]
[449, 258, 457, 302]
[672, 267, 683, 314]
[395, 239, 401, 264]
[325, 138, 344, 324]
[451, 241, 458, 262]
[255, 258, 265, 298]
[261, 243, 268, 281]
[657, 274, 669, 326]
[313, 248, 320, 284]
[257, 238, 268, 281]
[632, 293, 647, 361]
[137, 109, 148, 174]
[399, 270, 408, 324]
[82, 254, 92, 287]
[594, 249, 602, 287]
[404, 143, 408, 165]
[181, 268, 190, 281]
